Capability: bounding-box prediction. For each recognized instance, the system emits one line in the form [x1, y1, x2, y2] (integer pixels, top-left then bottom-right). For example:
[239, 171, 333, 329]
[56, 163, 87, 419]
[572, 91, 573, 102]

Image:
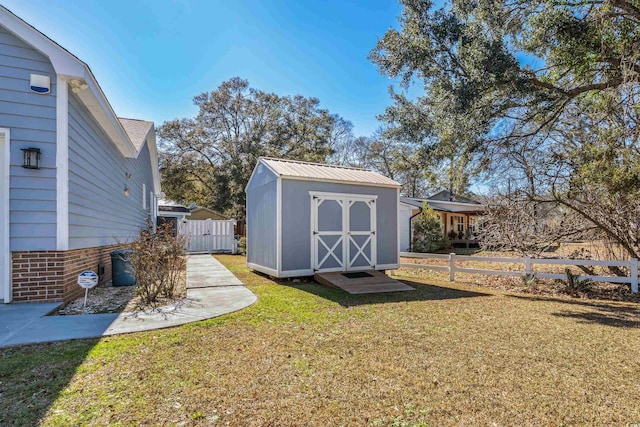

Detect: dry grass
[402, 243, 640, 303]
[1, 255, 640, 426]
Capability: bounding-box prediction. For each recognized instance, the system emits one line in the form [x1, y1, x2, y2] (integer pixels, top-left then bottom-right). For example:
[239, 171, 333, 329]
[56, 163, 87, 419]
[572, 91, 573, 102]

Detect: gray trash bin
[111, 249, 135, 287]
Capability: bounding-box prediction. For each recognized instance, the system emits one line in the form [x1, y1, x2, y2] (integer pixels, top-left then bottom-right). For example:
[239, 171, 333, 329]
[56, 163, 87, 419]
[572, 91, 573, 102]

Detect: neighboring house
[400, 190, 484, 251]
[246, 157, 400, 277]
[0, 7, 160, 303]
[189, 207, 229, 221]
[157, 199, 192, 236]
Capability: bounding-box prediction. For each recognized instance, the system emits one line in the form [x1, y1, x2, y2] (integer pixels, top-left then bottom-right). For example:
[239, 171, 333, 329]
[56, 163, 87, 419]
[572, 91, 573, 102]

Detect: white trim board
[290, 175, 399, 188]
[0, 128, 11, 303]
[377, 263, 400, 271]
[247, 263, 278, 278]
[276, 177, 282, 276]
[280, 269, 314, 278]
[56, 77, 69, 251]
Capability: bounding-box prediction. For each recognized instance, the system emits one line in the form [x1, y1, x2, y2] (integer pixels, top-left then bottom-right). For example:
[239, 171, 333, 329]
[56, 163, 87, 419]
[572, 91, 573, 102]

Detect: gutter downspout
[408, 206, 423, 252]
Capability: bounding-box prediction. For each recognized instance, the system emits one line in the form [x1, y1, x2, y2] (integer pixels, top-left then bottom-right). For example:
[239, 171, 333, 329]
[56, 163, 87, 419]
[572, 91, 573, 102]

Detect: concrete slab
[0, 255, 256, 347]
[187, 254, 243, 288]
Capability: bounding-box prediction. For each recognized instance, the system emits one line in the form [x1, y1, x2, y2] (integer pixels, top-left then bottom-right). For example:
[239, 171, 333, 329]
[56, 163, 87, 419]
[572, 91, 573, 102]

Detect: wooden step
[314, 270, 414, 294]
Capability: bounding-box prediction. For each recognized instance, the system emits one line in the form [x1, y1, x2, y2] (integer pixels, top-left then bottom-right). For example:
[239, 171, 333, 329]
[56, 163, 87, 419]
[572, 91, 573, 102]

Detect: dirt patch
[56, 274, 187, 315]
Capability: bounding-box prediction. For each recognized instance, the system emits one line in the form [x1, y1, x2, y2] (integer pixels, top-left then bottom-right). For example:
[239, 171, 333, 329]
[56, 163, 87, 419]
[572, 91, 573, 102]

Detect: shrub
[412, 207, 447, 253]
[128, 220, 187, 305]
[521, 273, 537, 288]
[562, 268, 593, 297]
[237, 236, 247, 255]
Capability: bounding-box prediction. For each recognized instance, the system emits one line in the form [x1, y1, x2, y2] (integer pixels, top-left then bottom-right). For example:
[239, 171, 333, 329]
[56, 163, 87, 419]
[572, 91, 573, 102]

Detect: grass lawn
[2, 255, 640, 426]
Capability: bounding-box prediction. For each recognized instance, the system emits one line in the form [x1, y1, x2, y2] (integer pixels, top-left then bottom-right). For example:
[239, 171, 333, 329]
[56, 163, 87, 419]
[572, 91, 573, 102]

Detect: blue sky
[3, 0, 418, 136]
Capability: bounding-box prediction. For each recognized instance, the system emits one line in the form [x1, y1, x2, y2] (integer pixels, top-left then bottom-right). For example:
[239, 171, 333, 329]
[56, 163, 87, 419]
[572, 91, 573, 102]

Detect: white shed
[245, 157, 401, 278]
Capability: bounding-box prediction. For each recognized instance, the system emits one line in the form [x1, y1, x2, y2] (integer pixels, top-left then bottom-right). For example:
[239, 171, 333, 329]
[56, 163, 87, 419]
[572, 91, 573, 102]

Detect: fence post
[631, 258, 638, 293]
[525, 256, 532, 276]
[449, 253, 455, 281]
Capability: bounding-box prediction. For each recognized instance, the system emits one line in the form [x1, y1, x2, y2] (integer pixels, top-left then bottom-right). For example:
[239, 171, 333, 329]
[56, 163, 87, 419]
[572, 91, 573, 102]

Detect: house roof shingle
[118, 118, 154, 151]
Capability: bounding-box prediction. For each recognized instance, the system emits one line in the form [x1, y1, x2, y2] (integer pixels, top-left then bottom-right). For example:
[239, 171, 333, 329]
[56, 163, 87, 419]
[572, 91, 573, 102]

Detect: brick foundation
[11, 244, 126, 303]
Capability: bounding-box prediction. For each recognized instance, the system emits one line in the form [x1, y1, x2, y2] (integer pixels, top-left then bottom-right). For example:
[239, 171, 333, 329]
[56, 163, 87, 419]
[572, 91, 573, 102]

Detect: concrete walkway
[0, 255, 256, 347]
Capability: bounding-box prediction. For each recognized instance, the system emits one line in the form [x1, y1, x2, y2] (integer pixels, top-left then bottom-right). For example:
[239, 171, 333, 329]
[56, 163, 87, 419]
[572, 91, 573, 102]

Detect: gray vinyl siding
[0, 25, 57, 251]
[281, 180, 398, 272]
[246, 167, 277, 270]
[68, 92, 155, 249]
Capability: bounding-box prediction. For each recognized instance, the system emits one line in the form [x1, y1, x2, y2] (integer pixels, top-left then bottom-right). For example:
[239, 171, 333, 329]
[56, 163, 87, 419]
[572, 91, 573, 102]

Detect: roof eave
[280, 175, 401, 189]
[0, 6, 137, 158]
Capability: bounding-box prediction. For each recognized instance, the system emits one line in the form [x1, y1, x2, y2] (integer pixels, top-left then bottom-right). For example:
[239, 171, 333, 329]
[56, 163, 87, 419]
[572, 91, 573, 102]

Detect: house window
[469, 216, 477, 234]
[142, 183, 146, 210]
[450, 215, 464, 233]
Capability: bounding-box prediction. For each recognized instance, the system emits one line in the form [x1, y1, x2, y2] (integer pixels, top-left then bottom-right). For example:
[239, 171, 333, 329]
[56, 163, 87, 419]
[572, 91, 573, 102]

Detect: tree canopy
[158, 77, 352, 224]
[371, 0, 640, 260]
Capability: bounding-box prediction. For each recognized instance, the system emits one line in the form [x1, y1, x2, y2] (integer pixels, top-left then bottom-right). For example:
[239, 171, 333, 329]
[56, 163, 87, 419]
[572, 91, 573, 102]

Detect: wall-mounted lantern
[124, 185, 130, 197]
[21, 147, 41, 169]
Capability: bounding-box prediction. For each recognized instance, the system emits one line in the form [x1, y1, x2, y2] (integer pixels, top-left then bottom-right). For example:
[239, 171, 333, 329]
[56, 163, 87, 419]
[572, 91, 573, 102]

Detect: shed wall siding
[0, 25, 58, 251]
[246, 168, 277, 270]
[281, 180, 398, 272]
[68, 92, 155, 249]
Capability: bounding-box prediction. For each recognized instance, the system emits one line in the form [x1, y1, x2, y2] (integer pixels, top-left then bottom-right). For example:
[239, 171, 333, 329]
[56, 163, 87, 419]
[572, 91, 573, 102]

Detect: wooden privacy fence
[399, 252, 639, 293]
[179, 219, 237, 253]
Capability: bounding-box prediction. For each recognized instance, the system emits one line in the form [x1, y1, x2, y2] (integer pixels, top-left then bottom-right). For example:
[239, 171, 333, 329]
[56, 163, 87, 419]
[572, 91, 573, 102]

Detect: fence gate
[179, 219, 237, 253]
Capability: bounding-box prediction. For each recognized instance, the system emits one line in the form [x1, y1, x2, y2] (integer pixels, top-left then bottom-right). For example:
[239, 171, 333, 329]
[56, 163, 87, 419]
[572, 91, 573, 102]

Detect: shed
[245, 157, 401, 278]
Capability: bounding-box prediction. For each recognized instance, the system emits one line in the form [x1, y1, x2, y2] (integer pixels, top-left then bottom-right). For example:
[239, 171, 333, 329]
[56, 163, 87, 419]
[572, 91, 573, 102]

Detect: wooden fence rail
[398, 252, 639, 293]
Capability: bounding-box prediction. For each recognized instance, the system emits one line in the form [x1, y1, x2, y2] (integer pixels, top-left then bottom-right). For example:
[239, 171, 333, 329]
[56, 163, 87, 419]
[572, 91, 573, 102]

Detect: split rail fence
[399, 252, 639, 293]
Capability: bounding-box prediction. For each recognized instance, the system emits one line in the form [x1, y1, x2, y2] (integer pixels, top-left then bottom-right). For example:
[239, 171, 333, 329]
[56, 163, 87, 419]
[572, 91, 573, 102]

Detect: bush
[412, 207, 447, 253]
[128, 220, 187, 305]
[237, 236, 247, 255]
[562, 268, 593, 297]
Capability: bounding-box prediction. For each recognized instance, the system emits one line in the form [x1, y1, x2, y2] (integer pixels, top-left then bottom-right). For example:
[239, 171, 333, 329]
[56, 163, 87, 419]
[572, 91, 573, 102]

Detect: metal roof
[400, 197, 484, 213]
[259, 157, 400, 188]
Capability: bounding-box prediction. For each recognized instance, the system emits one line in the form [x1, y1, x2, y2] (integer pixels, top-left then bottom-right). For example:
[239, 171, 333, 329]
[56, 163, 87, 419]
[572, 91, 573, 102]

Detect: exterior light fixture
[21, 147, 41, 169]
[70, 79, 89, 94]
[124, 186, 130, 197]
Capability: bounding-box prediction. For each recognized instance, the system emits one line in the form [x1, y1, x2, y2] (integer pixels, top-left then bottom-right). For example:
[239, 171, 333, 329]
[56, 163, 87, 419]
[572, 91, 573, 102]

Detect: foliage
[237, 236, 247, 256]
[478, 195, 584, 257]
[562, 268, 593, 297]
[128, 221, 186, 305]
[412, 207, 447, 252]
[371, 0, 640, 262]
[521, 273, 537, 289]
[158, 77, 352, 224]
[370, 404, 429, 427]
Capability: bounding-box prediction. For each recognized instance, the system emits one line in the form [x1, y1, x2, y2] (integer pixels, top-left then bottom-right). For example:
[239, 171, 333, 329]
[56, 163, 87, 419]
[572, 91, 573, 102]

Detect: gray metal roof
[260, 157, 400, 188]
[400, 196, 484, 213]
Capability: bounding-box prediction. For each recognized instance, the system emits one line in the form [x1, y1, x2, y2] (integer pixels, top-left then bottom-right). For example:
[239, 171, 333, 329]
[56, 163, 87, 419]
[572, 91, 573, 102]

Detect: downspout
[408, 206, 423, 252]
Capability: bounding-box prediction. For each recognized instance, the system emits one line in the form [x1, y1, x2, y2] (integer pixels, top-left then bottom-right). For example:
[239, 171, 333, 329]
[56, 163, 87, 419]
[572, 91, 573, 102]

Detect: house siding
[0, 25, 57, 251]
[281, 180, 398, 272]
[246, 166, 277, 271]
[67, 92, 154, 249]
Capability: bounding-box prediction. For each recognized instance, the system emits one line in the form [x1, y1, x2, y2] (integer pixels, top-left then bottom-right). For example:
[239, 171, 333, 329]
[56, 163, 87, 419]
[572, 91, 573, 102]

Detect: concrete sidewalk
[0, 255, 256, 347]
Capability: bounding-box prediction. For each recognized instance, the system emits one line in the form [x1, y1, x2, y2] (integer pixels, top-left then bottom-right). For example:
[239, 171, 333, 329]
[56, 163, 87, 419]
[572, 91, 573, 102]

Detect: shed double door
[311, 193, 377, 273]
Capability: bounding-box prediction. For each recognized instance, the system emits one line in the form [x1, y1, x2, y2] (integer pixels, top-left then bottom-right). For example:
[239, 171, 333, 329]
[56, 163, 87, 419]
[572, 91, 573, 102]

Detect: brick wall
[11, 244, 125, 303]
